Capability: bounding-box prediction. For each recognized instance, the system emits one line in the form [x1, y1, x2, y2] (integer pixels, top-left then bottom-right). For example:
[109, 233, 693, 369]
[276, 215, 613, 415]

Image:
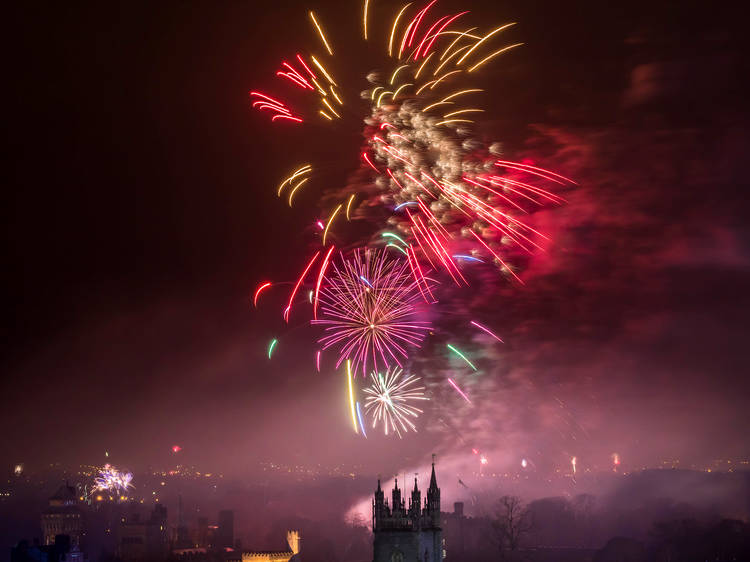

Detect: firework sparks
[246, 1, 575, 440]
[253, 282, 272, 307]
[346, 360, 359, 433]
[93, 464, 133, 494]
[356, 401, 368, 438]
[469, 320, 503, 342]
[250, 1, 571, 291]
[267, 338, 278, 359]
[447, 343, 477, 371]
[447, 377, 471, 404]
[363, 367, 429, 437]
[313, 249, 431, 375]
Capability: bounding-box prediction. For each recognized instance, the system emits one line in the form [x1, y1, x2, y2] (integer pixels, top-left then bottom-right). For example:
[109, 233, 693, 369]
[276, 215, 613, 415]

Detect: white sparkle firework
[93, 464, 133, 494]
[363, 366, 429, 437]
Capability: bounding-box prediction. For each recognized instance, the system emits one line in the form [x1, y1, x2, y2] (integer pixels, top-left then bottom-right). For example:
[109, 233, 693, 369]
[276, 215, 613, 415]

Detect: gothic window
[390, 550, 404, 562]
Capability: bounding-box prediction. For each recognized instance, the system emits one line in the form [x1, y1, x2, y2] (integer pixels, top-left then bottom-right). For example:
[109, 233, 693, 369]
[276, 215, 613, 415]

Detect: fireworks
[470, 320, 503, 343]
[447, 343, 477, 371]
[363, 366, 429, 437]
[253, 282, 272, 307]
[267, 338, 278, 359]
[447, 377, 471, 404]
[313, 249, 431, 375]
[247, 1, 574, 440]
[93, 464, 133, 494]
[249, 1, 573, 289]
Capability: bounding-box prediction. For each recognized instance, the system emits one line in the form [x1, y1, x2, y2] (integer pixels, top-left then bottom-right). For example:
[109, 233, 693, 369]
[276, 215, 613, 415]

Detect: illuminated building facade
[41, 484, 84, 547]
[240, 531, 300, 562]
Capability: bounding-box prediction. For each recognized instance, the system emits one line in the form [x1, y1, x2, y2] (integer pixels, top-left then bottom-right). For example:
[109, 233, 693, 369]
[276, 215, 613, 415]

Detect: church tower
[372, 459, 442, 562]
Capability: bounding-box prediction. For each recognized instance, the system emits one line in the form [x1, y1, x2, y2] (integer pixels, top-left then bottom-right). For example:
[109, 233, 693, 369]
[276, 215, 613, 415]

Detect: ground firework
[363, 366, 429, 437]
[92, 464, 133, 494]
[313, 249, 431, 375]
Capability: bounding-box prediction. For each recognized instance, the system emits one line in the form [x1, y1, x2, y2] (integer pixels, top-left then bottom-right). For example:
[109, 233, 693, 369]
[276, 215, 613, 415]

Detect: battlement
[240, 530, 299, 562]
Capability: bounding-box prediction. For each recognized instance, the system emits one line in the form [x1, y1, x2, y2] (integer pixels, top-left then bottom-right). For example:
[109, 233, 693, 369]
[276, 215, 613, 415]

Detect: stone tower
[372, 461, 442, 562]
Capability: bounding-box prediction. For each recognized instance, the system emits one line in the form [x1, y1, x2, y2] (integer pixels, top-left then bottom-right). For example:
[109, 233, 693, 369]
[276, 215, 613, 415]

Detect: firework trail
[313, 248, 431, 376]
[363, 366, 429, 437]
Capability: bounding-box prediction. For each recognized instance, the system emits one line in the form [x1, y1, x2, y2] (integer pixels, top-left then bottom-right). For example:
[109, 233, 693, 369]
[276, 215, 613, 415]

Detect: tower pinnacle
[429, 455, 438, 491]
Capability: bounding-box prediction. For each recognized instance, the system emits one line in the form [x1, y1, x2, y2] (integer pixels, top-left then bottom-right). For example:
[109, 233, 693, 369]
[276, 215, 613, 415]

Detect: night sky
[2, 0, 748, 479]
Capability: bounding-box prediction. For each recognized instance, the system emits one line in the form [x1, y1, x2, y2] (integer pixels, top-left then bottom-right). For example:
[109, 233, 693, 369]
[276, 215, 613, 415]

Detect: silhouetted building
[117, 504, 168, 561]
[196, 517, 209, 548]
[217, 511, 234, 549]
[41, 484, 84, 547]
[440, 502, 496, 562]
[12, 536, 85, 562]
[372, 461, 442, 562]
[175, 495, 191, 549]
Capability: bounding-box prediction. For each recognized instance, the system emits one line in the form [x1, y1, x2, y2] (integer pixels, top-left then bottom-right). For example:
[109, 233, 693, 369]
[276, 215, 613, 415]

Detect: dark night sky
[2, 1, 749, 479]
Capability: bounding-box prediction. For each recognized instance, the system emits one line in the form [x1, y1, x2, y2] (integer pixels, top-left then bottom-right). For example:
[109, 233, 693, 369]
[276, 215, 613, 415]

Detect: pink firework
[312, 249, 431, 375]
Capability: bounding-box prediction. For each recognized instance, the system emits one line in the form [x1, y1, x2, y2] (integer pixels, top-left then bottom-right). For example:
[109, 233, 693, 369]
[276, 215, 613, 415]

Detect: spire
[424, 455, 441, 528]
[373, 475, 386, 531]
[374, 476, 384, 507]
[429, 454, 438, 491]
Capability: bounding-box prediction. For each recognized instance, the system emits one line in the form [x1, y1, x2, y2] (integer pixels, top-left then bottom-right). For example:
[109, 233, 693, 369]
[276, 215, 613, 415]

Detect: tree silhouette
[491, 496, 532, 561]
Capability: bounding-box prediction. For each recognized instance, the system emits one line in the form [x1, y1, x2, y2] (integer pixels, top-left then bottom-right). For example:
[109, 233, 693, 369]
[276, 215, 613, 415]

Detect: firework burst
[313, 249, 431, 375]
[249, 1, 575, 442]
[93, 464, 133, 494]
[363, 366, 429, 437]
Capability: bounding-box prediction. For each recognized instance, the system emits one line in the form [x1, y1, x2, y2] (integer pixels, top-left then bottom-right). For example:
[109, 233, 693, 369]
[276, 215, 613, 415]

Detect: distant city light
[172, 445, 182, 453]
[521, 458, 528, 468]
[14, 464, 23, 476]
